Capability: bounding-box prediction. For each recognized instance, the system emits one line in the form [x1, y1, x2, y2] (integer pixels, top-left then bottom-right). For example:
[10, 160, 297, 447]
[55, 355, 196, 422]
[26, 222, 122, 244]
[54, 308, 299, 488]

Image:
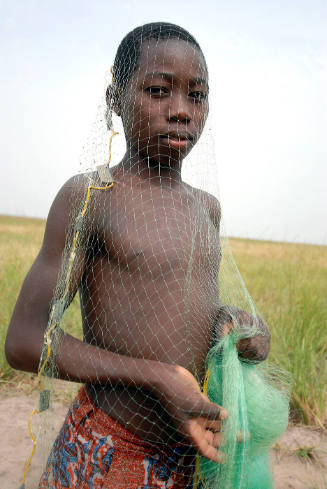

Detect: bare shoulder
[183, 183, 221, 223]
[55, 172, 95, 202]
[46, 174, 89, 223]
[41, 173, 97, 253]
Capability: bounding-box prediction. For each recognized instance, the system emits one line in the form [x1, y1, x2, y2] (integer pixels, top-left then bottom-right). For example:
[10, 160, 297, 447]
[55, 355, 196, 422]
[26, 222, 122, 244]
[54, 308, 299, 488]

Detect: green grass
[228, 238, 327, 426]
[1, 215, 326, 426]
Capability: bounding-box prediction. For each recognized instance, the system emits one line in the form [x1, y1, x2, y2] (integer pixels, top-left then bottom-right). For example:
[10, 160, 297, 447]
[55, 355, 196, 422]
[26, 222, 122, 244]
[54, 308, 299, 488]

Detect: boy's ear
[106, 84, 122, 117]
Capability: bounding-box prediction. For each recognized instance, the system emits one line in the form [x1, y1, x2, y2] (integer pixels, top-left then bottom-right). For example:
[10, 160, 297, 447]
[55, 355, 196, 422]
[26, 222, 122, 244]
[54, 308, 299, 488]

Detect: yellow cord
[20, 133, 116, 486]
[20, 319, 59, 485]
[37, 321, 57, 390]
[202, 366, 211, 397]
[20, 409, 40, 486]
[108, 127, 119, 166]
[62, 183, 114, 300]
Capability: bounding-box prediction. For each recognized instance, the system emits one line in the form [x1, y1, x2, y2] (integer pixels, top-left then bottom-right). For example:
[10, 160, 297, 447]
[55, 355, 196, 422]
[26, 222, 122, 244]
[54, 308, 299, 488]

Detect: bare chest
[92, 187, 221, 276]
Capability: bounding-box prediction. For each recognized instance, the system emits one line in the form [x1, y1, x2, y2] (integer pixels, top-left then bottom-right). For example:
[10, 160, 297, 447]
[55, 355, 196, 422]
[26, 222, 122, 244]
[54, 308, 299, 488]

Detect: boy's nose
[169, 110, 191, 124]
[168, 96, 191, 124]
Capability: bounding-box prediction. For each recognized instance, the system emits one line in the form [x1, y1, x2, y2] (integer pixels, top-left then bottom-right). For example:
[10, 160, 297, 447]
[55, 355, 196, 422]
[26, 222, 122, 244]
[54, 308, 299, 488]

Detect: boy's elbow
[5, 329, 40, 373]
[5, 331, 25, 370]
[5, 335, 22, 370]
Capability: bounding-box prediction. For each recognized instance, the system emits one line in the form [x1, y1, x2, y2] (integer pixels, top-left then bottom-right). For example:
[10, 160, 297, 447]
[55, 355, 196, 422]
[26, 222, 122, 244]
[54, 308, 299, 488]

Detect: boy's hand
[216, 306, 271, 363]
[155, 365, 227, 463]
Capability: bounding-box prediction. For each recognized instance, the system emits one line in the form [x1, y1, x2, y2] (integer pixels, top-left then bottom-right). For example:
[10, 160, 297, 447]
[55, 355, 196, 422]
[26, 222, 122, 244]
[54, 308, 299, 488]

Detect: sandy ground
[1, 385, 327, 489]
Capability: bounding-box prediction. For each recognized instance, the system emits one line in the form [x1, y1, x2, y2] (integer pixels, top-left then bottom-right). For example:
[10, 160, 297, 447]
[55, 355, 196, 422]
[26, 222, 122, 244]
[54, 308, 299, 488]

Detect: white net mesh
[10, 22, 289, 489]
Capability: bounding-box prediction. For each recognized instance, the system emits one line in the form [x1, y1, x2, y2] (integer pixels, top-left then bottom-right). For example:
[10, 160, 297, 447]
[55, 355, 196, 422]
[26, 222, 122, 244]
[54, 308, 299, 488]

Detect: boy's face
[119, 38, 209, 166]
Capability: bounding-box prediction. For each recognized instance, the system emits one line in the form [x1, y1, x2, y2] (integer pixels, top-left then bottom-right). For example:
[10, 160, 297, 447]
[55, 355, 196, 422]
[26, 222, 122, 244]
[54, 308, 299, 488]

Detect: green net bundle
[196, 328, 290, 489]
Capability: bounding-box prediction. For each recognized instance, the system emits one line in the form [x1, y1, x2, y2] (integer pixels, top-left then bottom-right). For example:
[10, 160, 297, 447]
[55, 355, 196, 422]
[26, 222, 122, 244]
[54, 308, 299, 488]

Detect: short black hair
[112, 22, 206, 92]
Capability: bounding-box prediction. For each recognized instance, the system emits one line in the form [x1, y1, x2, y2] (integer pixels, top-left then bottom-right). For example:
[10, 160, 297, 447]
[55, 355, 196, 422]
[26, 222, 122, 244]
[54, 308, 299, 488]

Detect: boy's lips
[159, 132, 194, 150]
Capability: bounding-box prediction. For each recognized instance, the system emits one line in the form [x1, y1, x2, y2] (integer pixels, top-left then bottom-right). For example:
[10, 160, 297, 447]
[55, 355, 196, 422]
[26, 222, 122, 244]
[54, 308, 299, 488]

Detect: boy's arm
[5, 176, 86, 375]
[5, 177, 227, 462]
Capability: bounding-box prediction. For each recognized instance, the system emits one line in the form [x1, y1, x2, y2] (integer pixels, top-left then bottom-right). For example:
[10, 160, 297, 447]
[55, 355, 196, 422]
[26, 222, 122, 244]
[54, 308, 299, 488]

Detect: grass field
[1, 214, 326, 426]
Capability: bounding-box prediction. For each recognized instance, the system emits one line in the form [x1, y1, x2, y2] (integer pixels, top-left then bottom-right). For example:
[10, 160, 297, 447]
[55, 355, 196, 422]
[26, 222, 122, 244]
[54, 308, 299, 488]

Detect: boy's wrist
[139, 359, 175, 396]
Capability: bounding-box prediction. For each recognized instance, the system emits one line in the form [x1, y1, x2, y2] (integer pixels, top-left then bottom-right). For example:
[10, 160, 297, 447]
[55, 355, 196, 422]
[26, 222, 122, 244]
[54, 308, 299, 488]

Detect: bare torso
[80, 169, 221, 444]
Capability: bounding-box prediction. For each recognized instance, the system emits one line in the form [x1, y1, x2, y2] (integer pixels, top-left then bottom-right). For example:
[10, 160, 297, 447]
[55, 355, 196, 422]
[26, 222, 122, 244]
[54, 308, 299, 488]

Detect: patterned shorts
[38, 386, 195, 489]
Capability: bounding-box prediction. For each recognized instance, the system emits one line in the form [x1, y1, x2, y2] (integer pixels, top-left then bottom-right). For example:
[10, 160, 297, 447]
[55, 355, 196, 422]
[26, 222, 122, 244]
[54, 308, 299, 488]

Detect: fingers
[204, 418, 221, 432]
[185, 418, 249, 463]
[204, 429, 214, 445]
[201, 401, 228, 421]
[196, 394, 228, 421]
[187, 421, 225, 463]
[200, 393, 228, 419]
[204, 429, 222, 448]
[214, 431, 222, 447]
[198, 439, 225, 463]
[205, 423, 245, 446]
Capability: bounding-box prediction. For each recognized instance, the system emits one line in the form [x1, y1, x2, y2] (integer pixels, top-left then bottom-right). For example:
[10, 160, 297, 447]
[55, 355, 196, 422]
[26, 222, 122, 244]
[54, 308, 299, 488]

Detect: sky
[0, 0, 326, 244]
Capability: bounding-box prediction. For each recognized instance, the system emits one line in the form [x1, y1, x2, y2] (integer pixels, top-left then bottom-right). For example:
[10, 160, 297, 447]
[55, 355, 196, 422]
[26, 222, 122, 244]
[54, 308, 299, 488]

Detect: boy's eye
[189, 91, 208, 102]
[146, 86, 169, 97]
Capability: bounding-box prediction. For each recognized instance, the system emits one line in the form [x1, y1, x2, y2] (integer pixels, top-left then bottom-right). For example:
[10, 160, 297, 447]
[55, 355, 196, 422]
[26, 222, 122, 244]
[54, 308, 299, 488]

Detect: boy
[6, 23, 270, 488]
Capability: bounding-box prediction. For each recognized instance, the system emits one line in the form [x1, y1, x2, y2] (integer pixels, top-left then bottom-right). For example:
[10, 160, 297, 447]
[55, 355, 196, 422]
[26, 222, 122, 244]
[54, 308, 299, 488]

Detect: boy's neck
[120, 150, 183, 188]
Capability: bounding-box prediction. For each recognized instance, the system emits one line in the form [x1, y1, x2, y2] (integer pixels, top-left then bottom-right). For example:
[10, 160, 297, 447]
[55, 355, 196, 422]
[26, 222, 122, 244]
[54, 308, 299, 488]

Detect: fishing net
[17, 22, 290, 489]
